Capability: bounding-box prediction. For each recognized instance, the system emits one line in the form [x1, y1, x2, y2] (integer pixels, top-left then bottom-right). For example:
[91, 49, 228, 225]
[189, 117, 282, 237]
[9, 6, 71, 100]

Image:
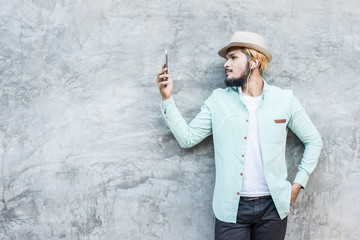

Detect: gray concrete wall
[1, 0, 359, 239]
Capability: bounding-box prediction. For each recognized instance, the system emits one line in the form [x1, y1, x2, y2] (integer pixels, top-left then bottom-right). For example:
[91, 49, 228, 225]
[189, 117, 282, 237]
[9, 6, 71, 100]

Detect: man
[155, 31, 322, 240]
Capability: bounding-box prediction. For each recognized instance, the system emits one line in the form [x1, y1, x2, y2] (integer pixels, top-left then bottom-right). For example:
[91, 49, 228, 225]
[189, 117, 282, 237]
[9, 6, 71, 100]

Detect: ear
[251, 58, 260, 69]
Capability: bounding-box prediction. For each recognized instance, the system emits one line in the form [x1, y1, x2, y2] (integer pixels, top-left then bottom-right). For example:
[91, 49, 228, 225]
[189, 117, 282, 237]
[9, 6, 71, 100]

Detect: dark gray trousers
[215, 197, 287, 240]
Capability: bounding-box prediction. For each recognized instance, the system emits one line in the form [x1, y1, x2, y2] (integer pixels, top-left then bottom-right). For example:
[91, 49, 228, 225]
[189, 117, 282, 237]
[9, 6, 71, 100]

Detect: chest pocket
[271, 117, 288, 144]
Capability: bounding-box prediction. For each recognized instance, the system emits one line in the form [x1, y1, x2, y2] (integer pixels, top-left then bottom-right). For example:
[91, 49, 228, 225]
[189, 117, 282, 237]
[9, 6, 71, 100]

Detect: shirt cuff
[293, 170, 309, 188]
[162, 96, 174, 108]
[162, 96, 176, 115]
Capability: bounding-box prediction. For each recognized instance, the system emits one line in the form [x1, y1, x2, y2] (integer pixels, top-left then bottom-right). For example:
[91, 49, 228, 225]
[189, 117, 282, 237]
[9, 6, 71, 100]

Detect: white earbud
[251, 62, 256, 69]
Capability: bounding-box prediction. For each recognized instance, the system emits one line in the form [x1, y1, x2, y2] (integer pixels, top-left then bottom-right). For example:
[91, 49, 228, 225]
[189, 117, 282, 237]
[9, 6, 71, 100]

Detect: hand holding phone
[155, 49, 173, 100]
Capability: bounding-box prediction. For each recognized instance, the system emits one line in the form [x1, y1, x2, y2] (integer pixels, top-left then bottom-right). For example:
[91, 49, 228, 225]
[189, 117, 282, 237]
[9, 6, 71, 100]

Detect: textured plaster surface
[0, 0, 359, 239]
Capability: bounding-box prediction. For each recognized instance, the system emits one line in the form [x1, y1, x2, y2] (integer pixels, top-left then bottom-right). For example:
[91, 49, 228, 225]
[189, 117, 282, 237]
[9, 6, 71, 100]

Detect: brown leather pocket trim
[274, 119, 286, 123]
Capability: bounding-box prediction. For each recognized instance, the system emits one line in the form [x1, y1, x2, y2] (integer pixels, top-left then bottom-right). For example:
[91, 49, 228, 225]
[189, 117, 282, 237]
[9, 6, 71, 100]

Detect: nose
[224, 59, 230, 69]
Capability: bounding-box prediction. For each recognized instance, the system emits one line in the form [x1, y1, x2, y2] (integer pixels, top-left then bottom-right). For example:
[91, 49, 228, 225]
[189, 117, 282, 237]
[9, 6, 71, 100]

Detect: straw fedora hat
[218, 31, 272, 62]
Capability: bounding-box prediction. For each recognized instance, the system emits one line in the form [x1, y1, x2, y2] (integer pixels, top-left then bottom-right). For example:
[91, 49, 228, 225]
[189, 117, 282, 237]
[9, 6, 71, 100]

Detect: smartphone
[164, 48, 168, 81]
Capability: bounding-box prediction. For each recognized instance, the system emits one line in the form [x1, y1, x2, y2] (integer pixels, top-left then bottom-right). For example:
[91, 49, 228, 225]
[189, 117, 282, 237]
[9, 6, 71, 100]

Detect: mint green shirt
[162, 80, 323, 223]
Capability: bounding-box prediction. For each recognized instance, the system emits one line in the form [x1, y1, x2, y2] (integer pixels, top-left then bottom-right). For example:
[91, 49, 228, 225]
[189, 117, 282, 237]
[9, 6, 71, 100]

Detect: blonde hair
[240, 48, 269, 75]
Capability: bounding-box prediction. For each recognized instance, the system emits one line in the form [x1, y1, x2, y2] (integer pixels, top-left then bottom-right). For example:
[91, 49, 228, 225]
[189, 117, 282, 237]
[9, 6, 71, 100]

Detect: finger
[159, 77, 172, 85]
[159, 83, 169, 89]
[158, 63, 166, 73]
[158, 73, 170, 80]
[157, 67, 168, 76]
[156, 73, 169, 85]
[159, 81, 172, 88]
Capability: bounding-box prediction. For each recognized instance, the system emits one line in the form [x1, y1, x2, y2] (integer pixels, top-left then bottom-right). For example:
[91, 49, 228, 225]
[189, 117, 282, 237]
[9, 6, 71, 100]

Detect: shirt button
[242, 154, 244, 157]
[240, 173, 243, 176]
[246, 119, 248, 122]
[244, 137, 247, 140]
[237, 192, 240, 195]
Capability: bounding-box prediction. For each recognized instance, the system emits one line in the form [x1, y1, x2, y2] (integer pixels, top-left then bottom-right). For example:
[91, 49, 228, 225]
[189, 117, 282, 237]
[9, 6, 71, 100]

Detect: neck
[242, 73, 263, 97]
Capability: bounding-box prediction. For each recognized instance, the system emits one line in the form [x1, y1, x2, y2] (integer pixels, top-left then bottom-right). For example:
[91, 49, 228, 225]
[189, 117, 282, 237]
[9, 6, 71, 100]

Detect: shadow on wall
[286, 130, 304, 182]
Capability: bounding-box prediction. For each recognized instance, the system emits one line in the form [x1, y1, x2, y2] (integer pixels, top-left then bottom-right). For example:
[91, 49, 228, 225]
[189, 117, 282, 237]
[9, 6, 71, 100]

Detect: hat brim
[218, 42, 272, 62]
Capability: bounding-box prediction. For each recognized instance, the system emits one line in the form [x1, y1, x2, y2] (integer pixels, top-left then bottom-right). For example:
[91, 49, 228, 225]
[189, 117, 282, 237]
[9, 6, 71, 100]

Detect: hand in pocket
[290, 183, 302, 205]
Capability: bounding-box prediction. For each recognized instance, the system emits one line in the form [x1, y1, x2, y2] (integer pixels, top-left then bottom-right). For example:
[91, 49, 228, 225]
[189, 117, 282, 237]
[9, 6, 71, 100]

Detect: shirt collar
[235, 78, 268, 100]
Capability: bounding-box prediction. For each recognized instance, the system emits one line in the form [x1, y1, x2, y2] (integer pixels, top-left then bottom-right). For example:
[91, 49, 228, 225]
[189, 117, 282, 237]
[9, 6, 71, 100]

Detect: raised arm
[156, 64, 212, 148]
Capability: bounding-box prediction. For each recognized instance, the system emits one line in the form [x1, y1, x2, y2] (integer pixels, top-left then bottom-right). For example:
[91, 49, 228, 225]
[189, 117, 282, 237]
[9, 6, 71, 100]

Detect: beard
[224, 62, 250, 87]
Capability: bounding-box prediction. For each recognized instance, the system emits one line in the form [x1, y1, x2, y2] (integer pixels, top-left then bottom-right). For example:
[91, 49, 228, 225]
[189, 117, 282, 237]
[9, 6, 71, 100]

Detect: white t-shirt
[240, 93, 271, 197]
